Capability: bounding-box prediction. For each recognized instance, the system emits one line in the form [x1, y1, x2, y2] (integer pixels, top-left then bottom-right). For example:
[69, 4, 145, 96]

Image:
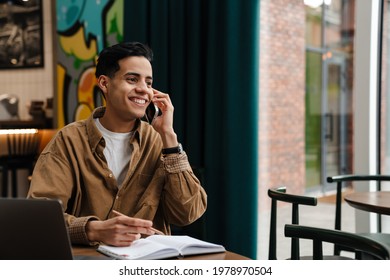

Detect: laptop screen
[0, 198, 73, 260]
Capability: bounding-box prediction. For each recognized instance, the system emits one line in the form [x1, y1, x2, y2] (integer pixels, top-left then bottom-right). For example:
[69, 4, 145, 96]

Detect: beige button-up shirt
[28, 107, 207, 245]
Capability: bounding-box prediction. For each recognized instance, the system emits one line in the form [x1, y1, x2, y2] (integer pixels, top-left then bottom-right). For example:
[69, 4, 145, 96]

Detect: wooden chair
[0, 129, 41, 197]
[327, 174, 390, 256]
[268, 186, 353, 260]
[285, 224, 390, 260]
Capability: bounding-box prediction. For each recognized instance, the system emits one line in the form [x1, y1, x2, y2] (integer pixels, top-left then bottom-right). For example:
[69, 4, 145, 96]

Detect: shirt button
[108, 173, 113, 178]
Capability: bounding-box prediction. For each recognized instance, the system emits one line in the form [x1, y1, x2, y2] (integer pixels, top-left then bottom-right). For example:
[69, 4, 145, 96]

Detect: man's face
[103, 56, 153, 121]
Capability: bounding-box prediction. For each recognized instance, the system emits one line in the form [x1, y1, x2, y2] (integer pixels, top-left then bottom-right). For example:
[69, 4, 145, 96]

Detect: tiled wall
[0, 0, 54, 120]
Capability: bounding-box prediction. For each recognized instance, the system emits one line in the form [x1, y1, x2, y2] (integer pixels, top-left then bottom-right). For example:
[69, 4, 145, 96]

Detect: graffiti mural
[55, 0, 123, 127]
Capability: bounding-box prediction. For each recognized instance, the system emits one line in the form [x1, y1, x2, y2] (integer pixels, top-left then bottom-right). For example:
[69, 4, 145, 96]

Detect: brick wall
[258, 0, 306, 211]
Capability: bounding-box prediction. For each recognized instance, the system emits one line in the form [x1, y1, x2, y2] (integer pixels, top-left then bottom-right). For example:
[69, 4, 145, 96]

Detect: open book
[97, 235, 226, 260]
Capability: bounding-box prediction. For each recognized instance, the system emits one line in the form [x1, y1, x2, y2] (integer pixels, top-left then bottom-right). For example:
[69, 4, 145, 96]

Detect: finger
[152, 88, 164, 95]
[112, 218, 155, 236]
[124, 219, 154, 230]
[125, 232, 141, 241]
[122, 225, 156, 236]
[111, 211, 155, 235]
[152, 89, 171, 102]
[114, 214, 153, 228]
[113, 232, 141, 246]
[112, 210, 153, 225]
[116, 239, 134, 247]
[153, 94, 170, 102]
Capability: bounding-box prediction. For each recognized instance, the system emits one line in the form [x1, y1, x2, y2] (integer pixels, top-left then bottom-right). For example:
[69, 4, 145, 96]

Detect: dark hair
[95, 42, 153, 78]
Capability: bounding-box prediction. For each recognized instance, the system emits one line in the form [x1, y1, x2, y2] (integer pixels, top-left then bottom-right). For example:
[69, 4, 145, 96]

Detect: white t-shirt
[94, 118, 133, 188]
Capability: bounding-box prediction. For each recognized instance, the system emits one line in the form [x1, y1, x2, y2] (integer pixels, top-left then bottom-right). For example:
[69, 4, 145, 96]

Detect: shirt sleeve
[67, 215, 100, 245]
[161, 152, 192, 173]
[160, 152, 208, 225]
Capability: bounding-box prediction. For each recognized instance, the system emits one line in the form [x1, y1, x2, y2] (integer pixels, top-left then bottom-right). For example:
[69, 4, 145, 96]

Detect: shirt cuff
[69, 216, 99, 246]
[161, 151, 191, 173]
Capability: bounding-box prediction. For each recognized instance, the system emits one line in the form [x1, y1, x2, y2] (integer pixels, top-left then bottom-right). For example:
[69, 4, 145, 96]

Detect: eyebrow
[125, 72, 153, 80]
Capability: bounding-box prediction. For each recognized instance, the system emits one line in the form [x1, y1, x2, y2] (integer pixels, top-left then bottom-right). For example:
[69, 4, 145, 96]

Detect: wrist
[160, 130, 178, 148]
[86, 220, 99, 242]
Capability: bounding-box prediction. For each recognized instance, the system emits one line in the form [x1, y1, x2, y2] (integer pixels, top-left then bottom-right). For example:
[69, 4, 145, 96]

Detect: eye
[146, 81, 153, 87]
[127, 76, 137, 83]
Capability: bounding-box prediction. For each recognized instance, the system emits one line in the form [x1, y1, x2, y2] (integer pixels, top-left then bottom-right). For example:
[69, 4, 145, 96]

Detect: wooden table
[72, 245, 251, 260]
[344, 191, 390, 215]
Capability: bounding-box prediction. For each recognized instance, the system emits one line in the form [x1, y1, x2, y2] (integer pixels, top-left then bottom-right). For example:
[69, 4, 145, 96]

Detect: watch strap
[162, 143, 183, 155]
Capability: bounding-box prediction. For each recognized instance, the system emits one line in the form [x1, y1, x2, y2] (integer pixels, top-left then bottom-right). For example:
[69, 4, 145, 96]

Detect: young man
[28, 42, 207, 246]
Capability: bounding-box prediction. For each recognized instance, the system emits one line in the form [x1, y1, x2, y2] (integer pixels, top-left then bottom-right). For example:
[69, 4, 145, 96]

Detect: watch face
[178, 143, 183, 152]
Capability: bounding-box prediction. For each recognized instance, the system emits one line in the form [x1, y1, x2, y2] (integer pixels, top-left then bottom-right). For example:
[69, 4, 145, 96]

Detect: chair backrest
[285, 224, 390, 260]
[326, 174, 390, 254]
[268, 186, 317, 260]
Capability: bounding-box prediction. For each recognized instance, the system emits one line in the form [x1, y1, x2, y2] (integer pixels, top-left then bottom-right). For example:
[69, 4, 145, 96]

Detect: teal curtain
[124, 0, 259, 259]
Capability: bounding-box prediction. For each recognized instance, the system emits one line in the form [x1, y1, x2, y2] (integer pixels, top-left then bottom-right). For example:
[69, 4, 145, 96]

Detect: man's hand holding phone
[148, 89, 178, 149]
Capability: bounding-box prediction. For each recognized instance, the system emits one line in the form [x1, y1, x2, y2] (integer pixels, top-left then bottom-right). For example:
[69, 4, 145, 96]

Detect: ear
[97, 76, 109, 93]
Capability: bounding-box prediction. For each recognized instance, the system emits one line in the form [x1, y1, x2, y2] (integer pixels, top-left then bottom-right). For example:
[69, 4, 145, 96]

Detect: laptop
[0, 198, 108, 260]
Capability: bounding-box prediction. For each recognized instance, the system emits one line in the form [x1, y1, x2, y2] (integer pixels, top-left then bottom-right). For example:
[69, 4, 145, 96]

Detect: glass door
[322, 54, 351, 189]
[305, 50, 323, 191]
[305, 52, 352, 193]
[305, 0, 354, 193]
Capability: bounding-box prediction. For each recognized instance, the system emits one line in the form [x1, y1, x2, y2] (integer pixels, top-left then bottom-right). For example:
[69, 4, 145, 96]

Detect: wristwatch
[162, 143, 183, 155]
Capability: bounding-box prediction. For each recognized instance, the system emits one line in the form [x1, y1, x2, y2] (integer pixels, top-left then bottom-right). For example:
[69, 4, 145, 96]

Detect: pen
[112, 210, 165, 235]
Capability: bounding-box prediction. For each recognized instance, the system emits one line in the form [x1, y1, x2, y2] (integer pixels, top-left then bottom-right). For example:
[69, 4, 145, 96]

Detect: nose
[135, 80, 150, 92]
[135, 82, 148, 91]
[135, 83, 153, 99]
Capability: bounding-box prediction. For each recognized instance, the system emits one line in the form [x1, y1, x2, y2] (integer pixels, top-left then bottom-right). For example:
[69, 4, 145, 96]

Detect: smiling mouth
[129, 97, 148, 105]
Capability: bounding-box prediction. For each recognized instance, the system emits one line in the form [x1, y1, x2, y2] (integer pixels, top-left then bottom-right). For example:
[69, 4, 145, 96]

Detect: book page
[146, 235, 225, 256]
[97, 238, 179, 260]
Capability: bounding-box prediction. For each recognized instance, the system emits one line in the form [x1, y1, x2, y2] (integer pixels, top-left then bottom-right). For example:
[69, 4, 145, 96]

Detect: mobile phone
[143, 102, 162, 124]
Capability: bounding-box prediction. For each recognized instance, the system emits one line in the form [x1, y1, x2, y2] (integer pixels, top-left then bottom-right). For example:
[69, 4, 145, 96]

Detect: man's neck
[99, 114, 137, 133]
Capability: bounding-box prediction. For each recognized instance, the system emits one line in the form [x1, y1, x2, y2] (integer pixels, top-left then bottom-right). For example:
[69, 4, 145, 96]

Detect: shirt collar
[86, 106, 143, 151]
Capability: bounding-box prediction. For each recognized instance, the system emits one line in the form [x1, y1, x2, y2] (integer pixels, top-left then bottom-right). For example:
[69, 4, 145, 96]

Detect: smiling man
[28, 42, 207, 247]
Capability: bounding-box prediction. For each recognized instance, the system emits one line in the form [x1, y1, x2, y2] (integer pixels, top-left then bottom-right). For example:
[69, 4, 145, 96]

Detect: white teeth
[132, 98, 146, 104]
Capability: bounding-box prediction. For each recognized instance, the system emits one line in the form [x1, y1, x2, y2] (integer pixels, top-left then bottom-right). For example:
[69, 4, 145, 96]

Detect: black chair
[268, 186, 354, 260]
[285, 224, 390, 260]
[0, 129, 41, 197]
[327, 174, 390, 256]
[268, 186, 317, 259]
